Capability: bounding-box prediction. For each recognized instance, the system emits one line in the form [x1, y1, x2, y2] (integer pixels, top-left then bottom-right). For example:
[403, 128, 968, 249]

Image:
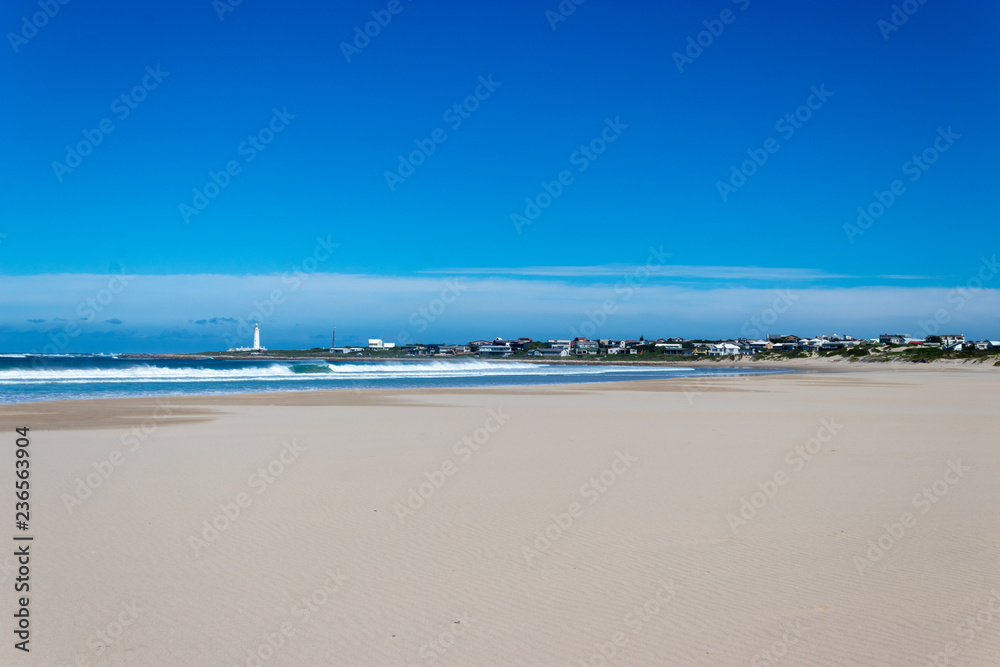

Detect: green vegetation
[751, 343, 999, 365]
[753, 349, 812, 360]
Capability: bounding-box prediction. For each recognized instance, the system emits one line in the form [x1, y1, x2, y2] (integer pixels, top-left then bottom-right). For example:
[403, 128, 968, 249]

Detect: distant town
[226, 326, 1000, 363]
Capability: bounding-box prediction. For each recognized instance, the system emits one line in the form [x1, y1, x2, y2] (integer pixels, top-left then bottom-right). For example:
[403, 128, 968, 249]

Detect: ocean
[0, 354, 785, 404]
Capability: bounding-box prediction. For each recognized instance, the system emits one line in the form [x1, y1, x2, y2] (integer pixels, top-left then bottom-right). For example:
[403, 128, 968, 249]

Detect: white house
[367, 339, 396, 350]
[698, 343, 742, 356]
[477, 343, 511, 355]
[528, 348, 569, 357]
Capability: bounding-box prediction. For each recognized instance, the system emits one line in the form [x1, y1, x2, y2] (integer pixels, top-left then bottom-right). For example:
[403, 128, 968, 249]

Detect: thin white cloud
[418, 265, 857, 280]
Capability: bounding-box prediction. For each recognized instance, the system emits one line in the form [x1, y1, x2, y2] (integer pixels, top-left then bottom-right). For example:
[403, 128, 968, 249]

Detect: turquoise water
[0, 354, 785, 404]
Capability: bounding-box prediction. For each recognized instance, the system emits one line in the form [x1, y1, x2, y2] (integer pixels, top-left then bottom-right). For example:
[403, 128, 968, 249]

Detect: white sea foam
[0, 360, 691, 385]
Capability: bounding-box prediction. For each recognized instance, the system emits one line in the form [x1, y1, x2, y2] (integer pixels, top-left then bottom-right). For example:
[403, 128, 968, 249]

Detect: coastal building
[817, 334, 854, 342]
[939, 334, 965, 347]
[493, 337, 533, 351]
[654, 343, 688, 355]
[879, 334, 910, 344]
[547, 339, 572, 350]
[820, 339, 861, 350]
[367, 339, 396, 350]
[802, 338, 824, 351]
[476, 343, 511, 356]
[528, 348, 570, 357]
[438, 344, 471, 355]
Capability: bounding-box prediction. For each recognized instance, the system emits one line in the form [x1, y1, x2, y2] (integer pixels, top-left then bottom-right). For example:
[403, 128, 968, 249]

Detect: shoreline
[4, 356, 997, 409]
[0, 365, 792, 409]
[0, 358, 991, 415]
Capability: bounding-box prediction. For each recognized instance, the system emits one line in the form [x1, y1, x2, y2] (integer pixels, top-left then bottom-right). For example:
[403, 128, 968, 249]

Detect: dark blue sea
[0, 354, 785, 404]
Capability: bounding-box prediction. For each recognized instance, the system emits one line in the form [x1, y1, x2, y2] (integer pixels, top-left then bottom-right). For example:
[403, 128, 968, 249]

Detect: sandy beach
[3, 365, 999, 666]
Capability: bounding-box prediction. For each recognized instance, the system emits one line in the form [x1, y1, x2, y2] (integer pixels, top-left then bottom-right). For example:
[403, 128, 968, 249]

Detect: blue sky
[1, 0, 998, 351]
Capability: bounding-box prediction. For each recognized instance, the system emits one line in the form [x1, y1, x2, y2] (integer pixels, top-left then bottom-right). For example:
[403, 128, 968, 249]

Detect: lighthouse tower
[252, 324, 261, 350]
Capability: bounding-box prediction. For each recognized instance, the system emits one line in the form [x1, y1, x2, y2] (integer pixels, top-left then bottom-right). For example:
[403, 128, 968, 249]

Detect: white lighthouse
[252, 324, 261, 350]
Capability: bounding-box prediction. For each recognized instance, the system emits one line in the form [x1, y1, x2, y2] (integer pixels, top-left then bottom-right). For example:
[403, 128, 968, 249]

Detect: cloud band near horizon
[2, 267, 998, 353]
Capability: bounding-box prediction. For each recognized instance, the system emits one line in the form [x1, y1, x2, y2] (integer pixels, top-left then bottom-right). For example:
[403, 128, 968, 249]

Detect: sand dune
[2, 367, 999, 665]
